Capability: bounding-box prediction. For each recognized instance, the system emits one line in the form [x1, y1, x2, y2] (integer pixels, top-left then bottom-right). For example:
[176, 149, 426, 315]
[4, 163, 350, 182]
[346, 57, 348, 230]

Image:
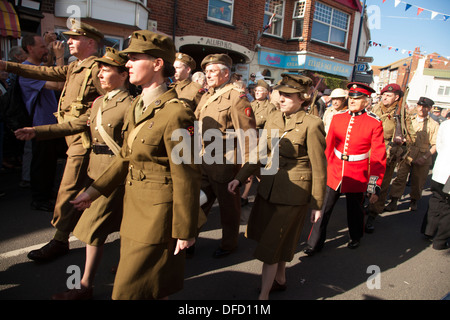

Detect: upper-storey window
[208, 0, 234, 25]
[292, 0, 306, 38]
[263, 0, 285, 37]
[312, 2, 349, 47]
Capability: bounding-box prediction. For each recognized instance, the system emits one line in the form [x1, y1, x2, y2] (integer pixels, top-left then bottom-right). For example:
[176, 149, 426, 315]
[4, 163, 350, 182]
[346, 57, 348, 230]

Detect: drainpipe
[351, 0, 367, 81]
[173, 0, 178, 47]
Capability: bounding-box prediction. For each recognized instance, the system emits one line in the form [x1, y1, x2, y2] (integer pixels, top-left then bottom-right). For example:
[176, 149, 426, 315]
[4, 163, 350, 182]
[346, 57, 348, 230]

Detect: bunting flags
[381, 0, 450, 21]
[368, 40, 450, 64]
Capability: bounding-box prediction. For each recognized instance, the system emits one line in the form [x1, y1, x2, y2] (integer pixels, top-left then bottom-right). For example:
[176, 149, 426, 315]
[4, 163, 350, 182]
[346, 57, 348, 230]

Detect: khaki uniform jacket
[251, 99, 276, 129]
[88, 90, 133, 180]
[6, 56, 104, 156]
[236, 109, 327, 210]
[172, 78, 204, 111]
[90, 88, 201, 245]
[409, 115, 439, 166]
[195, 83, 256, 183]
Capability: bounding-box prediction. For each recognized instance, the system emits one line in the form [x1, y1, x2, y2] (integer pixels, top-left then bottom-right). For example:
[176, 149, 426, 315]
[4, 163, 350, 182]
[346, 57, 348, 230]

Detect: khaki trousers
[389, 160, 430, 201]
[368, 161, 397, 217]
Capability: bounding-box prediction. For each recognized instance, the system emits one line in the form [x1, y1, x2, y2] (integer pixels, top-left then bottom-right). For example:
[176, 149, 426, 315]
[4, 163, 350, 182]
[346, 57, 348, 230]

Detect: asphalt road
[0, 163, 449, 303]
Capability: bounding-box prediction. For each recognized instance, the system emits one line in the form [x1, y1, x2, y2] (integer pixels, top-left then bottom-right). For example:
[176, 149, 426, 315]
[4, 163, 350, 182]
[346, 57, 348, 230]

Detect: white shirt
[432, 119, 450, 185]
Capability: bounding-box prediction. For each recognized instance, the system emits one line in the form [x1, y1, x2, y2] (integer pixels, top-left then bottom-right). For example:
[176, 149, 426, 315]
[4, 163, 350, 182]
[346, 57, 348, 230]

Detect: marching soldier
[385, 97, 439, 212]
[172, 52, 204, 111]
[366, 83, 405, 232]
[305, 82, 386, 254]
[195, 53, 256, 258]
[251, 79, 277, 129]
[6, 19, 105, 262]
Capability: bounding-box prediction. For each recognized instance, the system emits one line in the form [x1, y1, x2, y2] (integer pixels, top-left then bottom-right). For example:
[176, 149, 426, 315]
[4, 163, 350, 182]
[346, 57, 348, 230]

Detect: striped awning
[0, 0, 21, 38]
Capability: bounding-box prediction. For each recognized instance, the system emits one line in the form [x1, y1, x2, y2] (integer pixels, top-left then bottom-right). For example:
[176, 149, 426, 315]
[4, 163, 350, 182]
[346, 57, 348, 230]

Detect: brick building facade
[2, 0, 370, 88]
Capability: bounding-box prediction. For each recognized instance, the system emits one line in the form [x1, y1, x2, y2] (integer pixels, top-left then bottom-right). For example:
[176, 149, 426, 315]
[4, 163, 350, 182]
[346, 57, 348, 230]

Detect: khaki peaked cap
[121, 30, 176, 64]
[201, 53, 232, 70]
[175, 52, 196, 70]
[95, 47, 128, 67]
[63, 19, 104, 43]
[273, 73, 312, 94]
[255, 79, 269, 90]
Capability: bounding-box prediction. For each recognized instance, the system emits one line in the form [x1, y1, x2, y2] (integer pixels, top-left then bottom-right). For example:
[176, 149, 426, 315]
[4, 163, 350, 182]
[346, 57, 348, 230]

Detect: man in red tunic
[305, 82, 386, 253]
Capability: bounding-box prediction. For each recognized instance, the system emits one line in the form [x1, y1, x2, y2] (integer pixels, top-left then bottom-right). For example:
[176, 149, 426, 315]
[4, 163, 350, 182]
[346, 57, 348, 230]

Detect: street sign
[357, 63, 367, 72]
[357, 56, 373, 63]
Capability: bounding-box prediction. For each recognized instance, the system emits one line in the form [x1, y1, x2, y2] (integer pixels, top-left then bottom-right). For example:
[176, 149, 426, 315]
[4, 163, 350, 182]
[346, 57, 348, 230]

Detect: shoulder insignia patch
[187, 125, 195, 136]
[245, 107, 253, 117]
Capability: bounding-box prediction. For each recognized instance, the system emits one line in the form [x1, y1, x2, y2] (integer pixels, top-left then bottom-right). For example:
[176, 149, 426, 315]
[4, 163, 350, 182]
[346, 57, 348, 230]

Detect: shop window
[264, 0, 285, 37]
[311, 2, 349, 48]
[207, 0, 234, 25]
[292, 0, 306, 38]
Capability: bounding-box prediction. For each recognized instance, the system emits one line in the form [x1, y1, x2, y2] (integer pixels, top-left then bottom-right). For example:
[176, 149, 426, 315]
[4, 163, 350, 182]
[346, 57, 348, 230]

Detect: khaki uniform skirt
[112, 236, 186, 300]
[73, 184, 124, 246]
[246, 195, 309, 265]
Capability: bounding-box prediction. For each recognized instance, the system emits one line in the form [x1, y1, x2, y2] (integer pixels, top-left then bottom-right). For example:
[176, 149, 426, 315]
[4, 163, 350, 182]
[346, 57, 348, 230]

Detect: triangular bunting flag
[431, 11, 438, 20]
[405, 4, 412, 11]
[417, 8, 424, 15]
[394, 0, 401, 7]
[444, 15, 449, 21]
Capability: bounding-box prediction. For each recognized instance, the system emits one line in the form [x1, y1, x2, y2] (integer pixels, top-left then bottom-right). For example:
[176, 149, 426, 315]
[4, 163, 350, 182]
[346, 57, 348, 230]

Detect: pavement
[0, 163, 449, 303]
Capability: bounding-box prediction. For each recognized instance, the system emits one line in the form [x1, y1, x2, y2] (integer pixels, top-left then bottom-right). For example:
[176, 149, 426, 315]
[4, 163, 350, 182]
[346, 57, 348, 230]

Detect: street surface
[0, 162, 449, 302]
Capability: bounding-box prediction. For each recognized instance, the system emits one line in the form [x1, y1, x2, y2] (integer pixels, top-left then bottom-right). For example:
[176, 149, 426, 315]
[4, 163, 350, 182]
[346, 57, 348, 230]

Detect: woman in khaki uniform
[228, 74, 327, 300]
[72, 30, 201, 300]
[52, 48, 133, 299]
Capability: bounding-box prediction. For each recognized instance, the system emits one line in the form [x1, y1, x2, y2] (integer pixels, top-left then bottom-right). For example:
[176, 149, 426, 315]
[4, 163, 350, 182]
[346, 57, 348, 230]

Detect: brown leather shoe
[27, 239, 69, 262]
[270, 280, 287, 292]
[52, 286, 93, 300]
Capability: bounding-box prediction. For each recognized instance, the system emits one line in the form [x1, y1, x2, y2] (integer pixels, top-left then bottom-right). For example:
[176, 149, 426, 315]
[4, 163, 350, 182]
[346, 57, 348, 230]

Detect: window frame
[207, 0, 235, 26]
[311, 1, 350, 48]
[291, 0, 306, 39]
[263, 0, 285, 38]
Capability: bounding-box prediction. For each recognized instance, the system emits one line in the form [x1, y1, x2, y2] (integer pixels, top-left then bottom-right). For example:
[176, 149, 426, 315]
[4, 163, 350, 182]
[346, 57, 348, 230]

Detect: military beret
[347, 82, 375, 98]
[63, 19, 104, 43]
[121, 30, 176, 64]
[201, 53, 232, 70]
[380, 83, 403, 97]
[175, 52, 196, 70]
[273, 73, 312, 94]
[255, 79, 269, 90]
[95, 47, 128, 67]
[417, 96, 434, 108]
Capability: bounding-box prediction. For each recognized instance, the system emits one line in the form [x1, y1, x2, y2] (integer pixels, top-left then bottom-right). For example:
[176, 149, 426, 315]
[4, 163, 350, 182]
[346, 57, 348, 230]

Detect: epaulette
[367, 111, 381, 122]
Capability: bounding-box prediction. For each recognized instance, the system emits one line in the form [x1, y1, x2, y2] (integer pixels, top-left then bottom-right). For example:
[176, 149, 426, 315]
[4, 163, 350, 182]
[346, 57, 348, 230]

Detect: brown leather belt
[92, 144, 114, 155]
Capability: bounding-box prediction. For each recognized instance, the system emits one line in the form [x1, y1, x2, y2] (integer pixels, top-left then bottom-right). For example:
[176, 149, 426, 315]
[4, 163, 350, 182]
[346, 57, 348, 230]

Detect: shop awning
[0, 0, 21, 38]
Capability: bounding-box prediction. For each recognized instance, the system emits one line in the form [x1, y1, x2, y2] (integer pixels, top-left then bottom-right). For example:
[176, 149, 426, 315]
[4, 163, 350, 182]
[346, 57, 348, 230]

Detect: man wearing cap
[385, 96, 439, 211]
[305, 82, 386, 253]
[430, 106, 446, 125]
[5, 19, 105, 262]
[322, 88, 347, 134]
[172, 52, 204, 111]
[195, 53, 256, 258]
[365, 83, 406, 232]
[251, 79, 276, 129]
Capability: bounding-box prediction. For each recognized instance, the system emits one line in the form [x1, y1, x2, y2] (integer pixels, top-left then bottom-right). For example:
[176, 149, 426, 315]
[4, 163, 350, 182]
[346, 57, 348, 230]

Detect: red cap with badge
[380, 83, 403, 97]
[347, 82, 375, 98]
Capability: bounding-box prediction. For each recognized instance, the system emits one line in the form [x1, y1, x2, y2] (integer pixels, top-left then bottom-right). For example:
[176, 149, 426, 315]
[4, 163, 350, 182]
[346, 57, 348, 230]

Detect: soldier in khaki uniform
[5, 19, 105, 262]
[195, 53, 256, 258]
[51, 48, 133, 300]
[171, 52, 204, 111]
[386, 97, 439, 211]
[72, 30, 201, 300]
[228, 74, 327, 299]
[251, 79, 276, 129]
[366, 84, 404, 232]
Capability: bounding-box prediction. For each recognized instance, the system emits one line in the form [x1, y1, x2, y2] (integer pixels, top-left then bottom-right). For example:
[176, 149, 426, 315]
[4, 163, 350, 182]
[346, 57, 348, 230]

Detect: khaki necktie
[134, 97, 145, 122]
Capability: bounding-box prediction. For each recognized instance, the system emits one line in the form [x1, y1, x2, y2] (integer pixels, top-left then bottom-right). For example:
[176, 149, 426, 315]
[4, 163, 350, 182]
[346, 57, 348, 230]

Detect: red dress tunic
[325, 109, 386, 193]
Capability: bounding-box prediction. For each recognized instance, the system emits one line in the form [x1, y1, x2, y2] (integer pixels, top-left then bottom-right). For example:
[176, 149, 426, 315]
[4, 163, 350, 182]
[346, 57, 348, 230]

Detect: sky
[365, 0, 450, 67]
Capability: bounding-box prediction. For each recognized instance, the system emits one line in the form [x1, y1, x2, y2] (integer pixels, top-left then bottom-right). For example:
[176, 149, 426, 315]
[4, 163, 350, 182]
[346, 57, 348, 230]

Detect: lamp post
[351, 0, 367, 82]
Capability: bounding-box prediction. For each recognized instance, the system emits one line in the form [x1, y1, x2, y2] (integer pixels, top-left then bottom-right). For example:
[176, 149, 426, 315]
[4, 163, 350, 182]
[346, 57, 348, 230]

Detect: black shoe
[213, 247, 233, 258]
[385, 197, 399, 212]
[303, 245, 321, 256]
[409, 200, 417, 211]
[347, 240, 360, 249]
[31, 200, 54, 212]
[240, 197, 248, 207]
[27, 239, 69, 262]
